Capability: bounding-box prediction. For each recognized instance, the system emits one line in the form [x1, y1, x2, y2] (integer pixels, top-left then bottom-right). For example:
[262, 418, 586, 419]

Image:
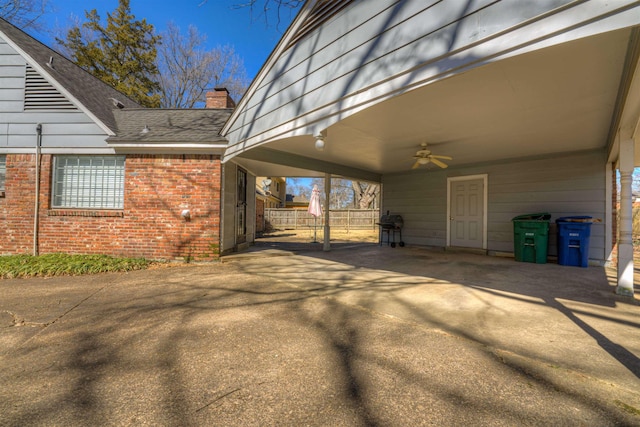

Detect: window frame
[51, 155, 125, 210]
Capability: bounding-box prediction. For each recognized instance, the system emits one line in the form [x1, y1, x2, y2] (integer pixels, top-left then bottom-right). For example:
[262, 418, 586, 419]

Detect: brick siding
[0, 154, 222, 260]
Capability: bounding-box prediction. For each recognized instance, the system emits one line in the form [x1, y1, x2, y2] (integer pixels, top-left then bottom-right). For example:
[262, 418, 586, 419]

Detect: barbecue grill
[378, 212, 404, 248]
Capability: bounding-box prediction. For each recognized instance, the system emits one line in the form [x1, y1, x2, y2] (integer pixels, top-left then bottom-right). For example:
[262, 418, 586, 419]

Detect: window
[52, 155, 125, 209]
[0, 155, 5, 194]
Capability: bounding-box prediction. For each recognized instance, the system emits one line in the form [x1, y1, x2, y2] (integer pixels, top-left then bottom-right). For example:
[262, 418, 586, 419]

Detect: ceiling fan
[412, 143, 452, 169]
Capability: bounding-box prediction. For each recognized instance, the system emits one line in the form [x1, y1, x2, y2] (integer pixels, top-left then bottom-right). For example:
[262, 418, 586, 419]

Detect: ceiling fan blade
[430, 157, 449, 169]
[430, 155, 452, 160]
[412, 161, 421, 169]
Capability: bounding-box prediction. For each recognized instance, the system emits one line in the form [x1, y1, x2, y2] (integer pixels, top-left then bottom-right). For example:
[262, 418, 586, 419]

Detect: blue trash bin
[556, 216, 592, 267]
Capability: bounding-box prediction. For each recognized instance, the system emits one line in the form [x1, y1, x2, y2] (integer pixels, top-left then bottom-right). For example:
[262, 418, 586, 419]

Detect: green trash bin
[512, 213, 551, 264]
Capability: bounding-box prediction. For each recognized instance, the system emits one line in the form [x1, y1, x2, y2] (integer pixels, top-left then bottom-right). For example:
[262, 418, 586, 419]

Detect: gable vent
[285, 0, 353, 50]
[24, 65, 77, 111]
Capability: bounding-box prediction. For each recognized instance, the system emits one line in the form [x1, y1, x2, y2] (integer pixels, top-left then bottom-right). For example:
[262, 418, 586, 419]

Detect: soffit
[254, 28, 630, 176]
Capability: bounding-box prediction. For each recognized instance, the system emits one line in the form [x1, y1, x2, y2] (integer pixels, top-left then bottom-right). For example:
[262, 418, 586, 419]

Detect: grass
[0, 253, 151, 279]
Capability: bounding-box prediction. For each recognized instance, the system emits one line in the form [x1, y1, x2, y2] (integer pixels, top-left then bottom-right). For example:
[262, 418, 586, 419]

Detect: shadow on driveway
[0, 245, 638, 426]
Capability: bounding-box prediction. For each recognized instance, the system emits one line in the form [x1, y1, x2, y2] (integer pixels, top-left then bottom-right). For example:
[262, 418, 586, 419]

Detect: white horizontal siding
[6, 133, 109, 149]
[0, 65, 27, 78]
[0, 76, 24, 88]
[0, 88, 24, 99]
[0, 123, 6, 145]
[0, 37, 25, 114]
[0, 111, 95, 124]
[249, 0, 543, 114]
[0, 53, 25, 66]
[382, 150, 606, 261]
[383, 169, 449, 247]
[8, 122, 104, 135]
[225, 0, 639, 155]
[1, 113, 109, 150]
[0, 101, 23, 112]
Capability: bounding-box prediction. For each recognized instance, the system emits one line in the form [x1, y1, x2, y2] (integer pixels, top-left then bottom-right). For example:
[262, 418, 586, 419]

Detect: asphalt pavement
[1, 244, 639, 426]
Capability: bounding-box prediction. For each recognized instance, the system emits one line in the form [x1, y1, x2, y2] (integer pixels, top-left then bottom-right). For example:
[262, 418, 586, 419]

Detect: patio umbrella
[308, 184, 323, 243]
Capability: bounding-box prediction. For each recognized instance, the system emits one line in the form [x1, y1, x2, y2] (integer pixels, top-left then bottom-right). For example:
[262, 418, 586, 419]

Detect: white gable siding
[0, 39, 26, 113]
[0, 35, 111, 153]
[225, 0, 640, 158]
[382, 150, 606, 263]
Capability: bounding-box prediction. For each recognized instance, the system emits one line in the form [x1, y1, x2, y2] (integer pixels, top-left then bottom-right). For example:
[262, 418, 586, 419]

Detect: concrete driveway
[1, 244, 639, 426]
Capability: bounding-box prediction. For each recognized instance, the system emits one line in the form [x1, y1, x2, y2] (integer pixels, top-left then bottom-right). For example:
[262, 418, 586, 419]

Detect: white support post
[323, 173, 331, 251]
[605, 162, 613, 265]
[617, 138, 635, 297]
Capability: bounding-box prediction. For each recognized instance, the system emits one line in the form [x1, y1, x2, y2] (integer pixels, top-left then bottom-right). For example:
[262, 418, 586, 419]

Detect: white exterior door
[448, 175, 487, 249]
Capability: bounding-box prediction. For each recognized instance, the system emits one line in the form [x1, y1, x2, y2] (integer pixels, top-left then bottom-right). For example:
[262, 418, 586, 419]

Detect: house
[221, 1, 640, 296]
[255, 176, 285, 232]
[256, 176, 286, 209]
[0, 18, 255, 260]
[285, 194, 310, 210]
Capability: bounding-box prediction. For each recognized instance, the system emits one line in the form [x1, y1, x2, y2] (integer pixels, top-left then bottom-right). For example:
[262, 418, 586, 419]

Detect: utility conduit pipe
[34, 123, 42, 256]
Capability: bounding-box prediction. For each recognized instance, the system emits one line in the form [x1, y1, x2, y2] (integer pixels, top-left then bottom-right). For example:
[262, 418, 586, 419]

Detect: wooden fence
[264, 209, 380, 231]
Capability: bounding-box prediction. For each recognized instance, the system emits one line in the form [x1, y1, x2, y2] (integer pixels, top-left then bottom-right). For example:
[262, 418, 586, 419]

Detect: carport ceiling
[239, 28, 631, 177]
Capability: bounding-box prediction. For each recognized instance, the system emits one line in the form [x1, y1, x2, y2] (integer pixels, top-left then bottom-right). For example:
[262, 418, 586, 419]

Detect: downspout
[33, 123, 42, 256]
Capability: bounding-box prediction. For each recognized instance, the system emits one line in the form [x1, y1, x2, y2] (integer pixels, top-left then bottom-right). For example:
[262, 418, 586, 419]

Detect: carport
[223, 1, 640, 297]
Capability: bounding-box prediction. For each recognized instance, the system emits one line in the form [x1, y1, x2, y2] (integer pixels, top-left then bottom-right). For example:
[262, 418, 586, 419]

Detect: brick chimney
[206, 88, 236, 109]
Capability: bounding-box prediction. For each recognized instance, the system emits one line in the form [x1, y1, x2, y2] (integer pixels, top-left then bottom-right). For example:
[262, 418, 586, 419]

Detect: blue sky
[32, 0, 300, 80]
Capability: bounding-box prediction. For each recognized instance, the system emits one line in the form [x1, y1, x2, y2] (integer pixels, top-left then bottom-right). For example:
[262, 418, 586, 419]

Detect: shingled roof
[0, 17, 141, 133]
[107, 108, 232, 145]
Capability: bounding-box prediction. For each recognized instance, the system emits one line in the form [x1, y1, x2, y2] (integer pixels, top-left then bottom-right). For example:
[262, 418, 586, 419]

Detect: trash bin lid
[512, 213, 551, 221]
[556, 216, 592, 223]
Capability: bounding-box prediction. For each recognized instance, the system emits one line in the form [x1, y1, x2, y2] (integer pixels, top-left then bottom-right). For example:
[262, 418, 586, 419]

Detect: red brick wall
[0, 154, 40, 253]
[0, 154, 222, 260]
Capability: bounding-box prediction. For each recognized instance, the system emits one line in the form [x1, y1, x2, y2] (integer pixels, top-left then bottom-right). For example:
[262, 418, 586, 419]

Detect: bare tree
[289, 178, 379, 210]
[352, 182, 379, 209]
[192, 1, 302, 29]
[1, 0, 50, 30]
[158, 22, 249, 108]
[310, 177, 354, 209]
[231, 0, 302, 27]
[285, 177, 311, 200]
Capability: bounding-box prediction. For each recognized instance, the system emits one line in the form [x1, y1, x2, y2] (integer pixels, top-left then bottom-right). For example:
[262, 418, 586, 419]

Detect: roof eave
[107, 142, 228, 155]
